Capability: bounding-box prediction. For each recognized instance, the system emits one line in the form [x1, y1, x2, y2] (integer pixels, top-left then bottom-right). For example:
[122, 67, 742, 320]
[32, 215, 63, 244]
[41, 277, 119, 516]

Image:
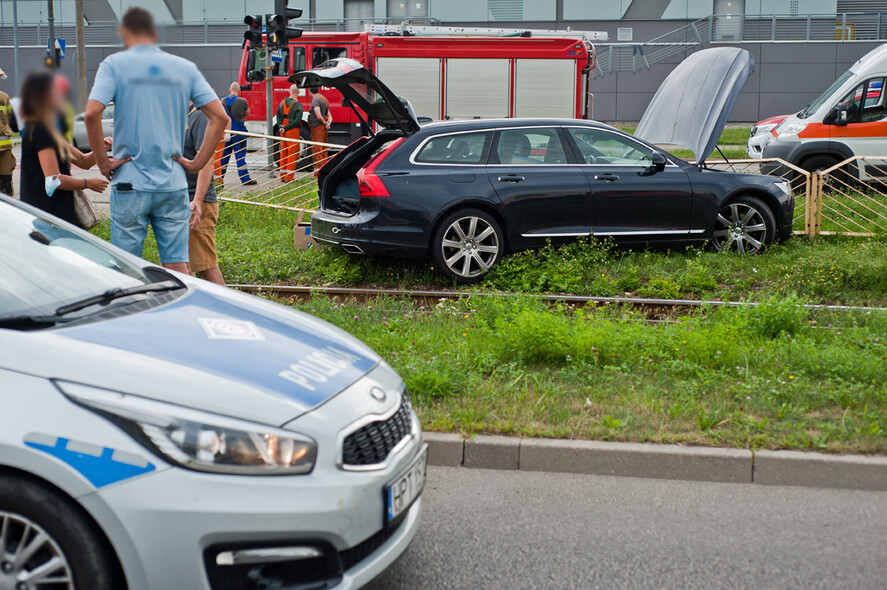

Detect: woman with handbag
[18, 71, 128, 227]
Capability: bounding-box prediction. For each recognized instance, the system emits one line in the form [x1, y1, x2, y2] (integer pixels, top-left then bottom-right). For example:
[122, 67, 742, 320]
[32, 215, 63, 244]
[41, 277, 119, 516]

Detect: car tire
[0, 474, 124, 589]
[711, 195, 777, 254]
[432, 208, 504, 284]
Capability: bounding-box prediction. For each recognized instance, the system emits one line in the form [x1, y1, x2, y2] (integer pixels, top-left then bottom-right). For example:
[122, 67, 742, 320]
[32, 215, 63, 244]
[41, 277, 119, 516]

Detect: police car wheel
[0, 475, 124, 590]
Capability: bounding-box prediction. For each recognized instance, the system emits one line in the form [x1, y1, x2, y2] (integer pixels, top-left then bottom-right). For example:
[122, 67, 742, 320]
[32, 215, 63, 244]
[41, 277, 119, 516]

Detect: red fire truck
[237, 24, 606, 145]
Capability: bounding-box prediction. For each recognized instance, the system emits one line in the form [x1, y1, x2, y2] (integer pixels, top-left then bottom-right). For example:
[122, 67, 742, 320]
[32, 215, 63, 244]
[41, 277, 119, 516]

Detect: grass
[91, 202, 887, 307]
[276, 293, 887, 453]
[88, 203, 887, 453]
[619, 125, 751, 147]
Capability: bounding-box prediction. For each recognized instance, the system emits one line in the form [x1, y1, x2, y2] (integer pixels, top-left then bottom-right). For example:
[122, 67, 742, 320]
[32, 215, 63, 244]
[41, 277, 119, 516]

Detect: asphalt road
[367, 467, 887, 590]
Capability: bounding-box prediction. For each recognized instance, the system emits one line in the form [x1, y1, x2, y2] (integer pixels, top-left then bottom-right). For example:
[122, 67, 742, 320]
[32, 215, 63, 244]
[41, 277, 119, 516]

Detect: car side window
[494, 129, 568, 165]
[292, 46, 307, 74]
[837, 78, 887, 124]
[861, 80, 886, 122]
[567, 128, 655, 165]
[415, 132, 491, 164]
[313, 47, 348, 67]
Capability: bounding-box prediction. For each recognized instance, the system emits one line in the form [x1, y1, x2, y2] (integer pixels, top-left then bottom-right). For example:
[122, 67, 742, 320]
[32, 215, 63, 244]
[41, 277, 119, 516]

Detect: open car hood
[290, 57, 420, 136]
[635, 47, 755, 162]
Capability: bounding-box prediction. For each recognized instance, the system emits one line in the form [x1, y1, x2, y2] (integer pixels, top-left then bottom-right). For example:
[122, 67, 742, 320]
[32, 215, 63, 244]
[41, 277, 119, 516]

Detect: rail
[0, 17, 441, 47]
[230, 284, 887, 313]
[710, 12, 887, 43]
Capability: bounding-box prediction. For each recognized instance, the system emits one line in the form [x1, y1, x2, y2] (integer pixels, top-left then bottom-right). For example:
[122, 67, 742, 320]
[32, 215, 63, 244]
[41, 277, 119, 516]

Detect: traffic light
[44, 39, 61, 69]
[266, 2, 303, 50]
[243, 14, 264, 48]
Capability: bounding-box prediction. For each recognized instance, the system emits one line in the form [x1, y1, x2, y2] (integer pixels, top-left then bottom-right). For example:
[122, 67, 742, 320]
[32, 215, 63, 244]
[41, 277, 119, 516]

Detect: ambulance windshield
[800, 70, 854, 119]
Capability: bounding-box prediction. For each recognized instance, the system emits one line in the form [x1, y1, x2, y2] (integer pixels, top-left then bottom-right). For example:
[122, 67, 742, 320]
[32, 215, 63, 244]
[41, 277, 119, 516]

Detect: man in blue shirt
[85, 7, 228, 274]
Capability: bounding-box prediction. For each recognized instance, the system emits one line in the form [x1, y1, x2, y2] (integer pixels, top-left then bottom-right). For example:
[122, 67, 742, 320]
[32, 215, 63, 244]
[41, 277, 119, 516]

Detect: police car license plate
[386, 444, 428, 522]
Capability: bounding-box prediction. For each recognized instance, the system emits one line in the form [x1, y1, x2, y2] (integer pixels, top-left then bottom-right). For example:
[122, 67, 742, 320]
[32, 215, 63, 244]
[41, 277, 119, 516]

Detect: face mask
[45, 175, 61, 197]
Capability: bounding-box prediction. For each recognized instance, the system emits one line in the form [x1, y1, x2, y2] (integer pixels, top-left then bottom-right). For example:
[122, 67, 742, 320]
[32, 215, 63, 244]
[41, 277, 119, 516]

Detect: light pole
[75, 0, 87, 110]
[12, 0, 20, 90]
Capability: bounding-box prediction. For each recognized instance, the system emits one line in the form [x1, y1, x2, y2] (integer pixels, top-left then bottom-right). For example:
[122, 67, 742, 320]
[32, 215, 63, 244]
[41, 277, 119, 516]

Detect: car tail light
[357, 138, 405, 198]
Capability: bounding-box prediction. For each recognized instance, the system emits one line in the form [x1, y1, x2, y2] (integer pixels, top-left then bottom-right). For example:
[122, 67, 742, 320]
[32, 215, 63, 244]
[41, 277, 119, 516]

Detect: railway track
[230, 284, 887, 313]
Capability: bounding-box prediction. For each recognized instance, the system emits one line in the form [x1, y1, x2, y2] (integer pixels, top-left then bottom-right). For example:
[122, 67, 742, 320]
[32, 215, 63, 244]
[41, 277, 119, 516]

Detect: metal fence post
[842, 13, 847, 40]
[879, 12, 883, 40]
[806, 14, 811, 41]
[771, 14, 776, 41]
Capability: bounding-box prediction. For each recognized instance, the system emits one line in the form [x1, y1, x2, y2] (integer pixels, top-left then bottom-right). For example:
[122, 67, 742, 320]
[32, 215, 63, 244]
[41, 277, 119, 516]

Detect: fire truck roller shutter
[513, 59, 577, 119]
[445, 58, 510, 120]
[375, 58, 442, 121]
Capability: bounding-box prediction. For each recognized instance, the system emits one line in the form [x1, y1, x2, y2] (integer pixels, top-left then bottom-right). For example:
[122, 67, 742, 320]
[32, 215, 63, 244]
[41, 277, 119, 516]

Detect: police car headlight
[752, 123, 778, 137]
[57, 382, 317, 475]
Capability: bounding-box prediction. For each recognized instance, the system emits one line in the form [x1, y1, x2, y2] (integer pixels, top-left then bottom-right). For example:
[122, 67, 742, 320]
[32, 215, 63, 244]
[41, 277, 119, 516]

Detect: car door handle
[497, 175, 525, 183]
[594, 173, 620, 182]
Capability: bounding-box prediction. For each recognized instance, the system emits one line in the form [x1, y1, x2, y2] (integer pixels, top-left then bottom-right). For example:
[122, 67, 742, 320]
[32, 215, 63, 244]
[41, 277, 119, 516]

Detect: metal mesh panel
[488, 0, 523, 21]
[212, 130, 336, 212]
[812, 157, 887, 236]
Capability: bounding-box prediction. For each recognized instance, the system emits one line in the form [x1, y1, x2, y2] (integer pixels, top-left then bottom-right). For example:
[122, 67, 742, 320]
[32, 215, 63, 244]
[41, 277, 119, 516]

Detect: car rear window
[414, 132, 490, 164]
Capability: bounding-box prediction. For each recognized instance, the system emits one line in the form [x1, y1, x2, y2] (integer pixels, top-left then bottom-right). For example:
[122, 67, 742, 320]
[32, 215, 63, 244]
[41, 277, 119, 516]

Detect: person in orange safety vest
[277, 84, 304, 183]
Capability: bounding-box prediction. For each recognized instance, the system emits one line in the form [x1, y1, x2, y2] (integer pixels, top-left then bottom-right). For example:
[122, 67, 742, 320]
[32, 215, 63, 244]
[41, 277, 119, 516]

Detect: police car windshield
[0, 201, 150, 322]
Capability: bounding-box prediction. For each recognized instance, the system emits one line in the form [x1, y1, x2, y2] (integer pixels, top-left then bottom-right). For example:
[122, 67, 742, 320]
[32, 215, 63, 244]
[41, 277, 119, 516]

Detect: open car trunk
[316, 131, 403, 215]
[289, 57, 420, 216]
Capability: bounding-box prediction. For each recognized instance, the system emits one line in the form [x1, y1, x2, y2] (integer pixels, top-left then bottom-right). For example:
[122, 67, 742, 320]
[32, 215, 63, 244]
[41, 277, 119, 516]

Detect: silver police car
[0, 194, 426, 590]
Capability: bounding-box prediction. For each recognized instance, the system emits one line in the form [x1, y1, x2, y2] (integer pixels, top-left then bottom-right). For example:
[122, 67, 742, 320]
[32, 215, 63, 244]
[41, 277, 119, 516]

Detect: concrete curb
[422, 434, 887, 491]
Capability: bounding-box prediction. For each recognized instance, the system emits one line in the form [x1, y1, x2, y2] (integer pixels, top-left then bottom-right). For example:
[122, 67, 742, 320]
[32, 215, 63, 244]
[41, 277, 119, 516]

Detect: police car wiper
[0, 315, 69, 330]
[54, 280, 184, 316]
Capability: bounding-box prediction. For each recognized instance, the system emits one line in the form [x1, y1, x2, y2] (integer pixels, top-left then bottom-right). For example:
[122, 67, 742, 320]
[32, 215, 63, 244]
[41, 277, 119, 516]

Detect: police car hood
[635, 47, 754, 162]
[1, 283, 380, 427]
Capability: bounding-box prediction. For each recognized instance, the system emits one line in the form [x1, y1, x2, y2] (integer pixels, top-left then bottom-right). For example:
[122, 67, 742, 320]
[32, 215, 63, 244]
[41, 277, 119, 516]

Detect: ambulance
[749, 44, 887, 180]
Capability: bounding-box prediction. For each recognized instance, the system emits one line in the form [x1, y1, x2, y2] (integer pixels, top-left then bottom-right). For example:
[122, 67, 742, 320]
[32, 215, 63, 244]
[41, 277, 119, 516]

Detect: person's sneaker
[243, 180, 258, 186]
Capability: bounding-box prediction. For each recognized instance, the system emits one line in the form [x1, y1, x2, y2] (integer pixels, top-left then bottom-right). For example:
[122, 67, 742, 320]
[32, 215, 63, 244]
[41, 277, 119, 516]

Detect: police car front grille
[340, 517, 405, 572]
[342, 399, 412, 467]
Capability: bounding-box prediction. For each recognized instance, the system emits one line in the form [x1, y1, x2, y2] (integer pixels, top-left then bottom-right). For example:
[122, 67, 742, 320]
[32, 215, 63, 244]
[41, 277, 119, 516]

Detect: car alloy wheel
[712, 201, 770, 254]
[0, 511, 74, 590]
[440, 215, 500, 280]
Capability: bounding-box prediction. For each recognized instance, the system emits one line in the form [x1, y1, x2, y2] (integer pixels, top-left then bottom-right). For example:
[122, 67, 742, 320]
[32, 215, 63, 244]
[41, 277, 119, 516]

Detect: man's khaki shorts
[0, 149, 16, 175]
[188, 201, 219, 274]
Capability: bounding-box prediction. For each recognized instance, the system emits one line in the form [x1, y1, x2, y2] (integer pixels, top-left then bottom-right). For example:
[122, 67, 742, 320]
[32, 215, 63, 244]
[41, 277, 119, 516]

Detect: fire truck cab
[237, 25, 604, 146]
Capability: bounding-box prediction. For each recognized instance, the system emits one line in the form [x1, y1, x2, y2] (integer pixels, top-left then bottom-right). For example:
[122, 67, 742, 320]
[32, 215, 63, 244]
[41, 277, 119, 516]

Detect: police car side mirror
[341, 97, 352, 107]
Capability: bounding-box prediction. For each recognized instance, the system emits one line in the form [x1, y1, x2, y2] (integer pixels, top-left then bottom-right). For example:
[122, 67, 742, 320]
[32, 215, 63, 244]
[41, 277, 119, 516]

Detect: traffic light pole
[266, 49, 274, 169]
[46, 0, 56, 70]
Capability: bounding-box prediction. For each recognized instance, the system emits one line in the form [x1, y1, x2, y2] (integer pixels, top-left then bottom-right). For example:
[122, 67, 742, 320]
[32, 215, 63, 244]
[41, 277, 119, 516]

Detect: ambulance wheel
[801, 155, 848, 189]
[0, 474, 125, 590]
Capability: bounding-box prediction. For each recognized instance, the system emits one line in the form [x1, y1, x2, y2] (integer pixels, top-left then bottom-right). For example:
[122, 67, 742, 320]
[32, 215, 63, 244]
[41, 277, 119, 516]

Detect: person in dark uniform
[18, 71, 125, 225]
[219, 82, 256, 186]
